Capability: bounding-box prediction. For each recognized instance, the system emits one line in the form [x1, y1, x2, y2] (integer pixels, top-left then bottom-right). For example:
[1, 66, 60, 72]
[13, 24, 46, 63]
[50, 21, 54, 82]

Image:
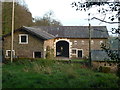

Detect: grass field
[2, 59, 119, 88]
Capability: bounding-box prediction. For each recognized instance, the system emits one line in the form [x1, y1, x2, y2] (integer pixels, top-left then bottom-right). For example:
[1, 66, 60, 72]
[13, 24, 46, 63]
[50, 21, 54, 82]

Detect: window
[19, 34, 28, 44]
[77, 50, 83, 58]
[72, 49, 77, 55]
[109, 63, 112, 66]
[74, 40, 77, 45]
[6, 50, 15, 58]
[100, 40, 103, 45]
[33, 52, 41, 58]
[91, 40, 94, 44]
[81, 40, 84, 45]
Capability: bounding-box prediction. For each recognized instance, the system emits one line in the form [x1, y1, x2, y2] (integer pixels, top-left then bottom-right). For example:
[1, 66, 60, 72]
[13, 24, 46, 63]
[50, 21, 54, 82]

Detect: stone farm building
[2, 26, 109, 59]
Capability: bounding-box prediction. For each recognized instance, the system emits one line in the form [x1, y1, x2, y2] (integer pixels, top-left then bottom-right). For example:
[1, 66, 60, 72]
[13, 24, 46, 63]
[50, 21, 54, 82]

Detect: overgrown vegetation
[2, 2, 33, 35]
[2, 2, 62, 35]
[2, 59, 119, 88]
[45, 46, 54, 59]
[71, 0, 120, 86]
[33, 11, 62, 26]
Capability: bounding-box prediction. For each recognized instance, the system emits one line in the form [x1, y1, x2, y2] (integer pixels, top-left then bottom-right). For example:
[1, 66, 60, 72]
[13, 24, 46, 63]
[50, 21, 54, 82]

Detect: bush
[99, 66, 111, 73]
[46, 46, 54, 59]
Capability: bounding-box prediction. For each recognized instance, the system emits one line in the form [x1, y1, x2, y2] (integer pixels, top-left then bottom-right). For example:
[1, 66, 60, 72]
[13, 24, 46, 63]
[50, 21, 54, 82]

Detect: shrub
[46, 46, 54, 59]
[99, 66, 111, 73]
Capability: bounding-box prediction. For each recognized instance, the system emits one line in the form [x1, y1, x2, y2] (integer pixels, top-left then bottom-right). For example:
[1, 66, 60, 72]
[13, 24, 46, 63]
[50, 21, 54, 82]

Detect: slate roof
[91, 50, 111, 61]
[23, 26, 55, 40]
[3, 26, 55, 40]
[91, 50, 120, 61]
[3, 26, 109, 39]
[31, 26, 109, 39]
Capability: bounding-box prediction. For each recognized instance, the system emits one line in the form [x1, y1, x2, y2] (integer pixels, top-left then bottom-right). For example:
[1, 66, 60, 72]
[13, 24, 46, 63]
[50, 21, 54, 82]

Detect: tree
[71, 0, 120, 85]
[2, 1, 33, 35]
[33, 11, 62, 26]
[71, 1, 120, 59]
[71, 1, 120, 27]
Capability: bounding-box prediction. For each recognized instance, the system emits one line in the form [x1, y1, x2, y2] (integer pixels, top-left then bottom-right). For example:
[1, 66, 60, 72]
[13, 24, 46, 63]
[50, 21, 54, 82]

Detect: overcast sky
[24, 0, 118, 35]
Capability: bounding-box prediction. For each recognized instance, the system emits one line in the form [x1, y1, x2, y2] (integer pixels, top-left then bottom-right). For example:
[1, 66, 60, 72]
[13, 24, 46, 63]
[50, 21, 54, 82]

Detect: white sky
[24, 0, 118, 35]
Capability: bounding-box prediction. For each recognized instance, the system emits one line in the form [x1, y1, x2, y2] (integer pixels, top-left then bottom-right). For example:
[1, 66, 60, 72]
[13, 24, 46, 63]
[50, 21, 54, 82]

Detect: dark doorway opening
[78, 50, 82, 58]
[34, 52, 41, 58]
[56, 41, 69, 57]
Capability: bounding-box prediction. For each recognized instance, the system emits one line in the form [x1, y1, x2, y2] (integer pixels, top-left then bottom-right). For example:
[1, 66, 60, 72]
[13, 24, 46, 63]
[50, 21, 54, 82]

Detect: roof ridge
[32, 25, 106, 28]
[29, 27, 55, 37]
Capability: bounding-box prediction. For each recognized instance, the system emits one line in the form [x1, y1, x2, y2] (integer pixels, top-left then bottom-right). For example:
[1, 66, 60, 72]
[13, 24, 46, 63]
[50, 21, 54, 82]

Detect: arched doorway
[56, 41, 69, 57]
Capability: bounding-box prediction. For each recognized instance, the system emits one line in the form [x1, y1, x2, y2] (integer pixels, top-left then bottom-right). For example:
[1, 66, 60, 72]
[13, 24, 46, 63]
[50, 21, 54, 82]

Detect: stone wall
[70, 38, 107, 58]
[44, 38, 108, 59]
[3, 30, 44, 58]
[3, 31, 108, 59]
[92, 61, 118, 72]
[44, 39, 54, 58]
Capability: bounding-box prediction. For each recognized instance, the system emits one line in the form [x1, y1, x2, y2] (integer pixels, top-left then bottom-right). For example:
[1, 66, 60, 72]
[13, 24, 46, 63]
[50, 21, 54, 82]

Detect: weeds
[2, 59, 119, 88]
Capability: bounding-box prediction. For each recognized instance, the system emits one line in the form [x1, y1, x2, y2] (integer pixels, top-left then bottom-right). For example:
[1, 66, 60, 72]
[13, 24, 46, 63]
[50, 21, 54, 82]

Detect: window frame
[91, 40, 94, 44]
[33, 51, 42, 58]
[72, 48, 77, 55]
[77, 49, 83, 58]
[81, 40, 84, 45]
[6, 50, 15, 58]
[74, 40, 77, 45]
[19, 34, 28, 44]
[100, 40, 103, 45]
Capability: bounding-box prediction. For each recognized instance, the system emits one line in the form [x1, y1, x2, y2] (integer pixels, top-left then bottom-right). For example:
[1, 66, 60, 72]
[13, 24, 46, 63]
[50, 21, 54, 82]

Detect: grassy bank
[2, 59, 119, 88]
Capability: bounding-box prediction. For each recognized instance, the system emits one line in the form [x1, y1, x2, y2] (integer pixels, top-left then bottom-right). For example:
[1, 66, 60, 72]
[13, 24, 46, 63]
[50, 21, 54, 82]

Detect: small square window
[6, 50, 15, 58]
[21, 36, 27, 42]
[34, 52, 41, 58]
[100, 40, 103, 45]
[74, 40, 77, 45]
[72, 49, 77, 55]
[91, 40, 94, 44]
[81, 40, 84, 45]
[19, 34, 28, 44]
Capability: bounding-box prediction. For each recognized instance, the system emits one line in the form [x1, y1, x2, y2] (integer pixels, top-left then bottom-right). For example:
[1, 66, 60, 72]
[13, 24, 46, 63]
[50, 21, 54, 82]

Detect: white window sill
[19, 42, 28, 44]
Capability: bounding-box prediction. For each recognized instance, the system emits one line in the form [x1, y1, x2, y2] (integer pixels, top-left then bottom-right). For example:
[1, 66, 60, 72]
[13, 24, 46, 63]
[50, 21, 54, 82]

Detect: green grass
[2, 59, 119, 88]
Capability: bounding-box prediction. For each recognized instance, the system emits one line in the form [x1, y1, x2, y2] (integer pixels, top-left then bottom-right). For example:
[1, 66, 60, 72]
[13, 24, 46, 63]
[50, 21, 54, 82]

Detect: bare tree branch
[91, 17, 120, 24]
[99, 14, 106, 25]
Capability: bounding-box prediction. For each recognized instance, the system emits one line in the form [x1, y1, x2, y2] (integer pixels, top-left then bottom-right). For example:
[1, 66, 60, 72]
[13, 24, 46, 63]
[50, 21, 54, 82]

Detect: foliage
[45, 46, 54, 59]
[101, 43, 119, 61]
[71, 0, 120, 85]
[101, 38, 120, 85]
[2, 2, 33, 35]
[71, 1, 120, 33]
[33, 11, 62, 26]
[109, 36, 119, 50]
[99, 66, 111, 73]
[2, 59, 119, 88]
[2, 2, 62, 35]
[71, 1, 120, 19]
